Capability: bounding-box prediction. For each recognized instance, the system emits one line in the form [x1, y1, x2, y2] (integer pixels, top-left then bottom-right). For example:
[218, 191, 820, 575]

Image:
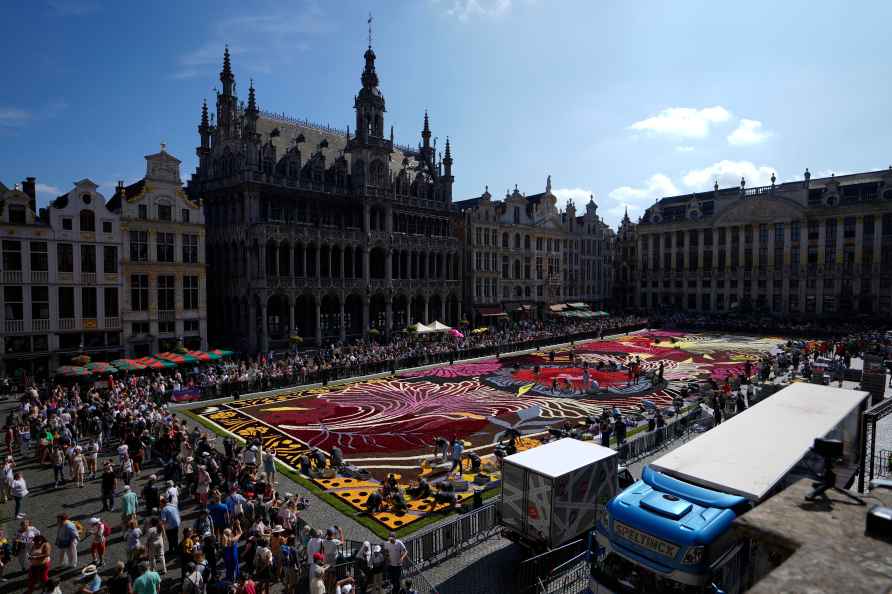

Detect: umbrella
[472, 327, 489, 334]
[55, 365, 91, 378]
[157, 352, 200, 365]
[187, 350, 220, 362]
[85, 362, 119, 375]
[210, 348, 234, 357]
[135, 357, 176, 369]
[111, 359, 147, 371]
[449, 328, 464, 338]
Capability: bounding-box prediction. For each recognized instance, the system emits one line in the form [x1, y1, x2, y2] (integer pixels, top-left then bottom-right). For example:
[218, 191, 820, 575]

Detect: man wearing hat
[77, 564, 102, 594]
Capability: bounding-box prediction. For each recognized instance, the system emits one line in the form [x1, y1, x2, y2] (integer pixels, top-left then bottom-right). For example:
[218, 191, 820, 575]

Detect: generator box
[500, 438, 618, 549]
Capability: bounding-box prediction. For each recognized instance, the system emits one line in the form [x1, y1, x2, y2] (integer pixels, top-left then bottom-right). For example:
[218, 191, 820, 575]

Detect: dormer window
[8, 205, 26, 225]
[62, 218, 73, 230]
[182, 209, 190, 223]
[158, 204, 172, 222]
[138, 205, 148, 220]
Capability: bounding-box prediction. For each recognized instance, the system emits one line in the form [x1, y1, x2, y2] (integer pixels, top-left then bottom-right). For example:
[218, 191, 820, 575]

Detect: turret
[244, 79, 259, 138]
[197, 99, 212, 174]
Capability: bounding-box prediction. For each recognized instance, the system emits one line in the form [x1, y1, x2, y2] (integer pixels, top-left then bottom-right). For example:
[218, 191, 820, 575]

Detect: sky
[2, 0, 891, 228]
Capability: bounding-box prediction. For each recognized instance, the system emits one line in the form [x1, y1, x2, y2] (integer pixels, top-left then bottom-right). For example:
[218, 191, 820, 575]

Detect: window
[2, 240, 22, 271]
[182, 276, 199, 310]
[131, 322, 150, 336]
[58, 287, 75, 318]
[104, 287, 119, 318]
[157, 204, 172, 222]
[844, 216, 856, 239]
[57, 243, 73, 272]
[183, 234, 199, 264]
[30, 241, 47, 271]
[104, 246, 118, 273]
[62, 218, 72, 230]
[81, 244, 96, 273]
[774, 223, 784, 244]
[131, 274, 149, 311]
[791, 221, 801, 242]
[157, 233, 175, 262]
[159, 321, 175, 334]
[182, 209, 190, 223]
[81, 287, 97, 318]
[3, 286, 23, 320]
[129, 230, 148, 262]
[157, 275, 175, 311]
[184, 319, 199, 333]
[513, 207, 520, 224]
[102, 220, 113, 233]
[79, 210, 95, 232]
[8, 205, 26, 224]
[138, 205, 148, 220]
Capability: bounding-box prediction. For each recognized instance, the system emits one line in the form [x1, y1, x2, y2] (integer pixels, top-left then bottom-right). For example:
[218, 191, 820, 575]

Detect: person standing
[132, 561, 161, 594]
[10, 471, 27, 519]
[54, 514, 78, 569]
[100, 461, 117, 512]
[25, 533, 50, 594]
[159, 497, 180, 556]
[449, 439, 464, 478]
[383, 532, 408, 594]
[145, 517, 166, 575]
[15, 518, 39, 573]
[120, 485, 139, 532]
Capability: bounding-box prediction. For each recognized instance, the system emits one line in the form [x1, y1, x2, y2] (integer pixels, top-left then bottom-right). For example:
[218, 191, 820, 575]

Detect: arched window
[514, 234, 521, 249]
[79, 209, 95, 232]
[524, 235, 531, 250]
[369, 160, 387, 187]
[502, 233, 509, 248]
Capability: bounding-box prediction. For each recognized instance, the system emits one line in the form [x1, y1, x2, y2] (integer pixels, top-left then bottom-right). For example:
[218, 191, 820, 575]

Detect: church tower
[354, 26, 386, 142]
[215, 47, 239, 140]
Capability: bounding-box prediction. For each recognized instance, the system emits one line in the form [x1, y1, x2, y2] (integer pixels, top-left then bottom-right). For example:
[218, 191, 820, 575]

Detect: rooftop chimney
[22, 177, 36, 212]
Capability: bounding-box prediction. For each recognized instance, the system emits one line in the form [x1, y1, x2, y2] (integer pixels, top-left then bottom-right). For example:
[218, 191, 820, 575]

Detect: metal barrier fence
[536, 554, 591, 594]
[615, 406, 704, 465]
[873, 449, 892, 479]
[516, 539, 587, 593]
[404, 500, 502, 569]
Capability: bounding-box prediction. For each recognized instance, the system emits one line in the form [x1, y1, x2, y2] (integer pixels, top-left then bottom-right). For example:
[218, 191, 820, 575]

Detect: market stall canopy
[567, 303, 589, 310]
[428, 321, 452, 332]
[85, 362, 119, 375]
[111, 358, 147, 371]
[55, 365, 91, 377]
[187, 350, 221, 362]
[477, 306, 508, 318]
[209, 348, 235, 357]
[135, 356, 176, 369]
[413, 322, 433, 333]
[592, 310, 610, 317]
[549, 304, 568, 312]
[157, 352, 200, 365]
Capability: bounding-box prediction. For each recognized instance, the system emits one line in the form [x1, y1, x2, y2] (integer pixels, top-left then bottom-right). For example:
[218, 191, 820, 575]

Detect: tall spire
[368, 12, 373, 49]
[220, 45, 235, 96]
[422, 111, 431, 150]
[443, 137, 452, 161]
[247, 79, 257, 113]
[200, 99, 209, 128]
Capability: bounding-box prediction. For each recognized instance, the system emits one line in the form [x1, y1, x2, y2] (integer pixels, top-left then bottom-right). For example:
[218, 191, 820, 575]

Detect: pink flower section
[401, 360, 502, 379]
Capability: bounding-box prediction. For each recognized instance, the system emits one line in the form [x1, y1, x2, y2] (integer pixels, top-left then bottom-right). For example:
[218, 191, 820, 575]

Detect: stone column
[385, 248, 393, 286]
[423, 295, 430, 324]
[315, 245, 322, 281]
[259, 301, 269, 353]
[315, 300, 322, 345]
[440, 295, 447, 321]
[362, 296, 370, 337]
[302, 245, 308, 278]
[385, 294, 393, 337]
[385, 205, 393, 233]
[339, 298, 346, 342]
[363, 204, 371, 234]
[363, 247, 370, 285]
[340, 246, 346, 280]
[288, 295, 295, 336]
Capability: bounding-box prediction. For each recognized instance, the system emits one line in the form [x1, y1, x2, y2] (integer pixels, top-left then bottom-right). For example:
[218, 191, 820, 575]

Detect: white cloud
[36, 183, 61, 197]
[675, 145, 694, 152]
[727, 118, 772, 146]
[608, 174, 679, 205]
[629, 106, 731, 139]
[552, 187, 593, 212]
[174, 3, 331, 80]
[682, 160, 777, 190]
[444, 0, 512, 20]
[0, 107, 31, 127]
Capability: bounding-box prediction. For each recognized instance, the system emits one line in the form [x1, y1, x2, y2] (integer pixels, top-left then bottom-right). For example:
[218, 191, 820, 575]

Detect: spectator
[121, 485, 140, 531]
[10, 471, 27, 519]
[159, 497, 180, 556]
[383, 532, 408, 594]
[132, 561, 161, 594]
[77, 564, 102, 594]
[101, 461, 117, 512]
[107, 561, 131, 594]
[25, 534, 50, 594]
[54, 513, 78, 569]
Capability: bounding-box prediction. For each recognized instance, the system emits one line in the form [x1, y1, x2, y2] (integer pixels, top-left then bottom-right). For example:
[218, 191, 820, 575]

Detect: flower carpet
[189, 330, 782, 530]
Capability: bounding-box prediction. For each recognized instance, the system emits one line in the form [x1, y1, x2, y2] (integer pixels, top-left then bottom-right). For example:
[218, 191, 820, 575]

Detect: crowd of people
[0, 375, 426, 594]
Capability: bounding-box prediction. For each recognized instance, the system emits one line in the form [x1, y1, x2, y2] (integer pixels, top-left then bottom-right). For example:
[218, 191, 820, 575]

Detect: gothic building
[188, 44, 462, 352]
[611, 208, 638, 310]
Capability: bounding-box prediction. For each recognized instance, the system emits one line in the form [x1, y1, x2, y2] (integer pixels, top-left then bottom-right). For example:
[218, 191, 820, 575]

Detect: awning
[477, 306, 508, 317]
[428, 321, 452, 332]
[507, 304, 533, 312]
[567, 302, 589, 310]
[549, 304, 568, 312]
[592, 310, 610, 317]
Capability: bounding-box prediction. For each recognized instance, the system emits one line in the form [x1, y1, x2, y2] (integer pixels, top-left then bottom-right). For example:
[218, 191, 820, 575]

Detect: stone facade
[456, 178, 611, 324]
[612, 208, 637, 310]
[107, 146, 208, 356]
[633, 168, 892, 316]
[188, 45, 462, 352]
[0, 178, 123, 376]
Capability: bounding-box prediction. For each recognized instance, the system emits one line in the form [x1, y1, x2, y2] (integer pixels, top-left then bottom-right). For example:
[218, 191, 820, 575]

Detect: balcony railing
[32, 318, 50, 331]
[59, 318, 77, 330]
[2, 270, 22, 284]
[31, 270, 48, 283]
[103, 273, 120, 284]
[104, 317, 121, 329]
[81, 272, 97, 284]
[4, 319, 24, 333]
[158, 309, 176, 322]
[58, 272, 73, 283]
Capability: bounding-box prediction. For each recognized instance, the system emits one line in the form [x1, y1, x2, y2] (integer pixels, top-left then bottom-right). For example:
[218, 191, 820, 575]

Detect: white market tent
[413, 322, 433, 333]
[504, 438, 616, 479]
[650, 383, 867, 501]
[428, 320, 452, 332]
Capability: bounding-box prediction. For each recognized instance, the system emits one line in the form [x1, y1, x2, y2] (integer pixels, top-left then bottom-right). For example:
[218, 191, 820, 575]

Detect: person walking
[145, 517, 166, 575]
[383, 532, 408, 594]
[25, 534, 50, 594]
[15, 518, 39, 573]
[159, 497, 180, 556]
[132, 561, 161, 594]
[448, 439, 464, 478]
[100, 460, 117, 512]
[54, 514, 79, 569]
[120, 485, 139, 531]
[10, 471, 27, 519]
[51, 447, 65, 488]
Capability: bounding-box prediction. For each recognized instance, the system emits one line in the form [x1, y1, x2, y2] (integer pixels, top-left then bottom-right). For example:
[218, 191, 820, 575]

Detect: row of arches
[212, 291, 462, 350]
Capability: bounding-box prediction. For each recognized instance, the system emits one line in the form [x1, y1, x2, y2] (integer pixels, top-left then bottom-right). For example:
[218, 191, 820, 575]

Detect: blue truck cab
[595, 465, 752, 590]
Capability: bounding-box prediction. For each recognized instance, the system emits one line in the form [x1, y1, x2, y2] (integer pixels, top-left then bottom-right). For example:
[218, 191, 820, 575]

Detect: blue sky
[2, 0, 891, 227]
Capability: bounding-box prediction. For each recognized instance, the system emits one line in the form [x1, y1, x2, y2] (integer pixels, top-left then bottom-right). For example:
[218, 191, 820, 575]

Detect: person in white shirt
[383, 532, 408, 594]
[306, 529, 323, 564]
